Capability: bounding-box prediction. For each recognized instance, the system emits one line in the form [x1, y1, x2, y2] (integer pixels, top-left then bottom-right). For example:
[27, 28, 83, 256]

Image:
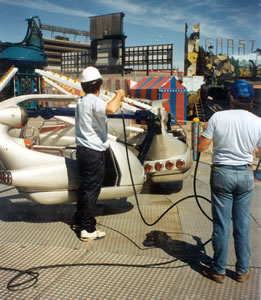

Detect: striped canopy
[131, 77, 187, 124]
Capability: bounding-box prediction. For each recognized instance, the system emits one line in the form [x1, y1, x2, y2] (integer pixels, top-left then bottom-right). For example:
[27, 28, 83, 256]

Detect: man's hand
[116, 89, 125, 98]
[106, 89, 125, 114]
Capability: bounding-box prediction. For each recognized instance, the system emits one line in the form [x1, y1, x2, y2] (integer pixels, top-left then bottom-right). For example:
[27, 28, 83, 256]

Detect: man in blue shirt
[199, 107, 261, 284]
[74, 66, 125, 241]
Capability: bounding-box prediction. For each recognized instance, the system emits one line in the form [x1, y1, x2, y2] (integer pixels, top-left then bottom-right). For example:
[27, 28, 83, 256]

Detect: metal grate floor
[0, 162, 260, 299]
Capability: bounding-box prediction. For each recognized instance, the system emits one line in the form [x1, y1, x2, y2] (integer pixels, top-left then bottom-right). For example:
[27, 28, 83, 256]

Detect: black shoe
[71, 223, 81, 231]
[201, 266, 225, 284]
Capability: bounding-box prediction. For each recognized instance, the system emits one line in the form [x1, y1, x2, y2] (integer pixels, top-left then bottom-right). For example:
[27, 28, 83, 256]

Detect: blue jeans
[210, 165, 254, 275]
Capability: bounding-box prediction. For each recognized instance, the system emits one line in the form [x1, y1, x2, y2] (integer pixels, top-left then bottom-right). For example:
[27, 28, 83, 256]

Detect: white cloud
[93, 0, 240, 40]
[96, 0, 147, 14]
[0, 0, 92, 17]
[0, 0, 258, 48]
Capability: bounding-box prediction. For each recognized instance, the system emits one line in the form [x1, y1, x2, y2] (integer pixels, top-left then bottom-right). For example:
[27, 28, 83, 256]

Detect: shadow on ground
[142, 181, 183, 195]
[143, 230, 212, 274]
[0, 189, 133, 224]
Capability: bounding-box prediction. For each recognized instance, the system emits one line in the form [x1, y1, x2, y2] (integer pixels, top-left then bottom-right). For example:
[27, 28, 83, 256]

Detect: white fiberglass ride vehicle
[0, 94, 145, 204]
[32, 69, 193, 189]
[0, 69, 193, 203]
[25, 93, 192, 190]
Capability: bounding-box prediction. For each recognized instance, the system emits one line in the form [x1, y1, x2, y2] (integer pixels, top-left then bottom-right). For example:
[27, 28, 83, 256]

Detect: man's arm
[256, 147, 261, 158]
[198, 136, 212, 152]
[106, 89, 125, 114]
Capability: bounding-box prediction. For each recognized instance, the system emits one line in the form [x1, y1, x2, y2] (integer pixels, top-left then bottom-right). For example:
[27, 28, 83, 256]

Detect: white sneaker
[80, 230, 106, 241]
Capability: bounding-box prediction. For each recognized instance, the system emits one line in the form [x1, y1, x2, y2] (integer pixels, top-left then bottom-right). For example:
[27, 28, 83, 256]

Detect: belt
[76, 145, 106, 153]
[77, 145, 87, 148]
[213, 164, 251, 167]
[212, 164, 252, 169]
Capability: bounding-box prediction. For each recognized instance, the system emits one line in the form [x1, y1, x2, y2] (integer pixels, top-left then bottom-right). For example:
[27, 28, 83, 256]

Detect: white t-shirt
[75, 93, 108, 151]
[202, 110, 261, 165]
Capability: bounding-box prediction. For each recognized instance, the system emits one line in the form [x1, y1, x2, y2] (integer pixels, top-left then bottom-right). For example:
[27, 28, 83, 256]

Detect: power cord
[2, 111, 213, 291]
[3, 111, 256, 291]
[120, 109, 212, 226]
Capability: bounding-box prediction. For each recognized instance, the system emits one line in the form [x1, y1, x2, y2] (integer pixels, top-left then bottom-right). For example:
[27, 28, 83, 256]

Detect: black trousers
[75, 146, 105, 232]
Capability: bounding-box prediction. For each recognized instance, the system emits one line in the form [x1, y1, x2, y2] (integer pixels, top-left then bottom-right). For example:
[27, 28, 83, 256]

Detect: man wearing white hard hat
[74, 66, 125, 241]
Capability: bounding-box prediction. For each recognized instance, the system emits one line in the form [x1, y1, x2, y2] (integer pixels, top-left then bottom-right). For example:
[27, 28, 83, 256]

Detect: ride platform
[0, 160, 260, 299]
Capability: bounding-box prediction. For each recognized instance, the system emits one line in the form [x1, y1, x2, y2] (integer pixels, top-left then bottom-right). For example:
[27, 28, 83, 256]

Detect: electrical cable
[120, 109, 212, 226]
[3, 110, 258, 291]
[193, 153, 212, 222]
[3, 256, 193, 291]
[2, 110, 214, 291]
[119, 110, 261, 268]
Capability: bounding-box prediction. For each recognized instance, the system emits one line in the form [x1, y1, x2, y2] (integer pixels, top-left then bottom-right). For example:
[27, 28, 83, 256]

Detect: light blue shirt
[75, 93, 109, 151]
[202, 110, 261, 165]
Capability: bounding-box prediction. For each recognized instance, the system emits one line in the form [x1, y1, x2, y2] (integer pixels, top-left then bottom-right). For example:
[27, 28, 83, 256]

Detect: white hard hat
[81, 66, 102, 83]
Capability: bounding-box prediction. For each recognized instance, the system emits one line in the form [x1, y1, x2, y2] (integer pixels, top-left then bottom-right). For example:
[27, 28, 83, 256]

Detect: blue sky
[0, 0, 260, 71]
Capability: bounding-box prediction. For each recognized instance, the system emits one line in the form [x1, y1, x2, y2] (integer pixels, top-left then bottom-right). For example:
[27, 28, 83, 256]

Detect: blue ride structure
[0, 16, 47, 108]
